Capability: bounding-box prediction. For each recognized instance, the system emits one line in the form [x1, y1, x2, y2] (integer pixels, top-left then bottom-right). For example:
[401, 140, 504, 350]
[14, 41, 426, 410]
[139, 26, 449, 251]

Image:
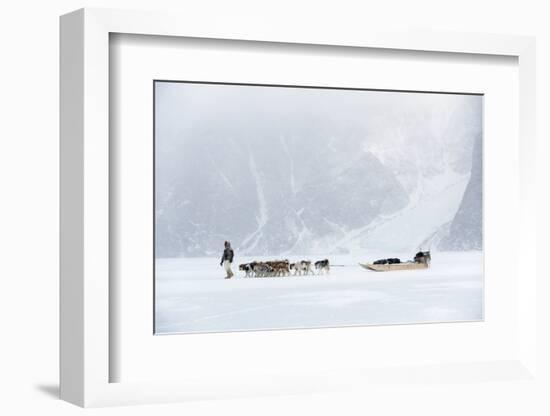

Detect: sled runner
[359, 261, 429, 272]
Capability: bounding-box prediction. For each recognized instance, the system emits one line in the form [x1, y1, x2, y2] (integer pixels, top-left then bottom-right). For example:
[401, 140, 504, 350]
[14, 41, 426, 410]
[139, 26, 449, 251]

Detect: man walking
[220, 241, 234, 279]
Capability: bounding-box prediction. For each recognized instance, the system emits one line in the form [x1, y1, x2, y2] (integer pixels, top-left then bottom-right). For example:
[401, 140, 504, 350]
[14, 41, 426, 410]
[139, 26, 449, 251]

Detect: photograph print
[154, 81, 483, 335]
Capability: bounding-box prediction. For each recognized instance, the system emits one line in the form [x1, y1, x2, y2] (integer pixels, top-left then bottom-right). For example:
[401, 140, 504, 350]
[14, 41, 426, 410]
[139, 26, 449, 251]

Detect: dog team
[239, 258, 330, 278]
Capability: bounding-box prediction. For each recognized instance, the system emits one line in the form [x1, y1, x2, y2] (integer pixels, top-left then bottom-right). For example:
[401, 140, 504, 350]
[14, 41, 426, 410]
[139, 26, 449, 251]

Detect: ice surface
[155, 251, 483, 334]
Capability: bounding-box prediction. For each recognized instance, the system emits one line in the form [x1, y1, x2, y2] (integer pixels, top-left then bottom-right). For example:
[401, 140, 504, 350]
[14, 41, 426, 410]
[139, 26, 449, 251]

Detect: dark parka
[220, 245, 234, 265]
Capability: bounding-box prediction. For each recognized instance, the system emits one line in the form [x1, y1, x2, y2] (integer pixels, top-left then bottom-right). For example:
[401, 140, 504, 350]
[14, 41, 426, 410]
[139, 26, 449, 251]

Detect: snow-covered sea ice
[155, 251, 483, 334]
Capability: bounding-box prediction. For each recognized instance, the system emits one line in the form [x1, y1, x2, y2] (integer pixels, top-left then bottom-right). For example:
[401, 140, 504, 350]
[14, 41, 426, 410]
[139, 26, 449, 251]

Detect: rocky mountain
[154, 83, 483, 257]
[437, 133, 483, 251]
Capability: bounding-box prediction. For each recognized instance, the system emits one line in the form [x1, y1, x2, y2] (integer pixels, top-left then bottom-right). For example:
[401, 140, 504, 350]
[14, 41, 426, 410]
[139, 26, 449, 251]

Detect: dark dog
[314, 259, 330, 274]
[239, 263, 253, 277]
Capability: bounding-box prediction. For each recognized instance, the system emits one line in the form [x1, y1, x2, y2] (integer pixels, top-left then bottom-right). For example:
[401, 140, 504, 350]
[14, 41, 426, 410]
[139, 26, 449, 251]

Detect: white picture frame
[60, 8, 537, 407]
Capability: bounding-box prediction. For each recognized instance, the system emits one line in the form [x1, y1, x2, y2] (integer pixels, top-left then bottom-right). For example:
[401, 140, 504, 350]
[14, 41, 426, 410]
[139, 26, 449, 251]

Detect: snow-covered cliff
[154, 83, 483, 257]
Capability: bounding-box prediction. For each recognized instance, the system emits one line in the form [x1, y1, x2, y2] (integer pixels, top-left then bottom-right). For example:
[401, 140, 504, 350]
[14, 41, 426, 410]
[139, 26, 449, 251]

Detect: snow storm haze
[154, 82, 483, 258]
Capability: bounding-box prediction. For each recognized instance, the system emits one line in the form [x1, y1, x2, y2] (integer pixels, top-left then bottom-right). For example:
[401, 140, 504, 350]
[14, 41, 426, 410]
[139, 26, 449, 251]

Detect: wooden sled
[359, 261, 429, 272]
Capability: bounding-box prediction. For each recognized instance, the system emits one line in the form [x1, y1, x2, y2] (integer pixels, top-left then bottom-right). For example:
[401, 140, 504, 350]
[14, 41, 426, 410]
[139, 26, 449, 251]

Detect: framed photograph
[60, 8, 538, 407]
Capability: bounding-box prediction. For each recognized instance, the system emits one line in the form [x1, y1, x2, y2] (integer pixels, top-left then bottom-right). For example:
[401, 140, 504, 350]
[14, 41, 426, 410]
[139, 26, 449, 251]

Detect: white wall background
[0, 1, 548, 415]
